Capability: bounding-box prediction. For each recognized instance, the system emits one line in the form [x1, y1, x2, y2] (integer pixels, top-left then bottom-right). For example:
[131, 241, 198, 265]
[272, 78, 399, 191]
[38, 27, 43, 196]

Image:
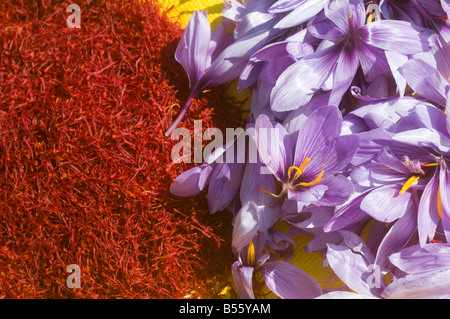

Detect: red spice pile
[0, 0, 243, 298]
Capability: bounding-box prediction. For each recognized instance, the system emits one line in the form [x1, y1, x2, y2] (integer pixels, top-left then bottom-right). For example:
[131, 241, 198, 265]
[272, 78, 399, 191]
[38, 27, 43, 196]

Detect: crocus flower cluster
[168, 0, 450, 299]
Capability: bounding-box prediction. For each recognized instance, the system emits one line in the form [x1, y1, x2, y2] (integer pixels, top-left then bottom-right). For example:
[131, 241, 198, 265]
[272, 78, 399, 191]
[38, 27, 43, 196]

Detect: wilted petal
[360, 185, 411, 223]
[260, 261, 323, 299]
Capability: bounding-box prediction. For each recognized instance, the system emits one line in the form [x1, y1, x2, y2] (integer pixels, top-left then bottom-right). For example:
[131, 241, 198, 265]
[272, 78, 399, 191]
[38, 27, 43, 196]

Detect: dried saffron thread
[0, 0, 241, 298]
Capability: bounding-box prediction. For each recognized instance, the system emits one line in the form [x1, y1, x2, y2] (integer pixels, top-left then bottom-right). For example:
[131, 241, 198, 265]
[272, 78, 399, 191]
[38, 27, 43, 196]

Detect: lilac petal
[232, 201, 260, 254]
[361, 20, 425, 55]
[270, 45, 340, 112]
[274, 0, 327, 29]
[439, 160, 450, 243]
[175, 10, 211, 88]
[313, 175, 354, 206]
[293, 106, 342, 168]
[418, 169, 440, 247]
[374, 206, 417, 272]
[207, 162, 245, 214]
[328, 47, 360, 106]
[360, 185, 411, 223]
[260, 261, 323, 299]
[399, 58, 446, 106]
[255, 114, 291, 181]
[231, 261, 255, 299]
[169, 164, 213, 197]
[389, 243, 450, 275]
[381, 269, 450, 299]
[209, 23, 234, 62]
[324, 0, 365, 33]
[324, 191, 369, 232]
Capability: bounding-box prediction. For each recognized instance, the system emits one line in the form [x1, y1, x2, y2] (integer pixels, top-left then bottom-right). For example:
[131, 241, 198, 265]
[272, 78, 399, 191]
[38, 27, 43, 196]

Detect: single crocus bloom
[270, 0, 427, 112]
[254, 106, 358, 214]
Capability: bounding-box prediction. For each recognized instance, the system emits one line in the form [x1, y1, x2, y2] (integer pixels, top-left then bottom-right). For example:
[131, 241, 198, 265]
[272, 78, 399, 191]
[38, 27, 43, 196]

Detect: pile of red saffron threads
[0, 0, 244, 298]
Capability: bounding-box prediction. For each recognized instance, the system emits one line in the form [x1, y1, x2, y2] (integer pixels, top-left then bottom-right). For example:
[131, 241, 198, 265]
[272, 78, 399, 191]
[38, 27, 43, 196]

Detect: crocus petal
[287, 185, 328, 204]
[361, 20, 426, 55]
[399, 58, 446, 106]
[389, 243, 450, 275]
[324, 0, 365, 33]
[293, 105, 342, 168]
[255, 114, 291, 181]
[268, 0, 307, 13]
[313, 175, 354, 206]
[418, 169, 441, 247]
[439, 160, 450, 243]
[232, 201, 260, 254]
[360, 185, 411, 223]
[175, 10, 211, 88]
[382, 269, 450, 299]
[356, 42, 391, 83]
[240, 161, 280, 231]
[328, 47, 360, 106]
[260, 261, 323, 299]
[307, 11, 344, 42]
[326, 233, 383, 297]
[324, 191, 369, 232]
[374, 206, 417, 272]
[231, 261, 255, 299]
[274, 0, 327, 29]
[317, 291, 377, 299]
[270, 45, 340, 112]
[207, 162, 245, 214]
[170, 164, 213, 197]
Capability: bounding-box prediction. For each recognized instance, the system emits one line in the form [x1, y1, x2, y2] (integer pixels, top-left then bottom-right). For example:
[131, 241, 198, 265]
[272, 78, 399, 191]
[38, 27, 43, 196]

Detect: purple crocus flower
[320, 233, 450, 299]
[326, 100, 450, 259]
[253, 105, 358, 214]
[270, 0, 428, 112]
[231, 201, 323, 299]
[165, 2, 285, 136]
[382, 243, 450, 298]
